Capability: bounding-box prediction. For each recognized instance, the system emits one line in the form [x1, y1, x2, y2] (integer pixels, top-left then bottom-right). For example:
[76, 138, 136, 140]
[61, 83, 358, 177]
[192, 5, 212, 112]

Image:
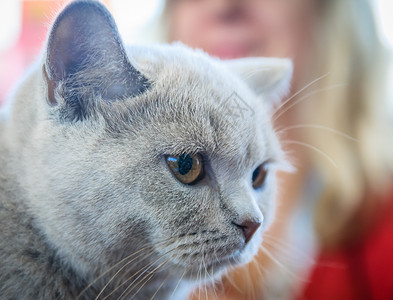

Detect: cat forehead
[127, 44, 251, 96]
[111, 45, 276, 162]
[132, 45, 263, 118]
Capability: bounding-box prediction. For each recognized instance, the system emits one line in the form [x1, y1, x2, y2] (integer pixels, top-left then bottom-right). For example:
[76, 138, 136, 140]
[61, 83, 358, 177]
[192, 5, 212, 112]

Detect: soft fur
[0, 1, 291, 299]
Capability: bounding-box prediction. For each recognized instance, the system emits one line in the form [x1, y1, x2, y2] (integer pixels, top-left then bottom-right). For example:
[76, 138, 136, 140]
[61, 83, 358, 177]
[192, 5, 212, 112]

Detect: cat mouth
[164, 241, 245, 279]
[181, 251, 242, 280]
[153, 229, 254, 279]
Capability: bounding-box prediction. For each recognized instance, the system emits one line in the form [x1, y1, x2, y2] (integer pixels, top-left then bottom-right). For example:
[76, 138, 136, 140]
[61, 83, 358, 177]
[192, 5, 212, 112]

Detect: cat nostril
[234, 220, 261, 244]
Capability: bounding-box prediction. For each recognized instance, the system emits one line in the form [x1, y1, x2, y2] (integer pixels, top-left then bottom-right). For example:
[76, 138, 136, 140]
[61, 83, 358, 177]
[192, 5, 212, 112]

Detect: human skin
[169, 0, 317, 91]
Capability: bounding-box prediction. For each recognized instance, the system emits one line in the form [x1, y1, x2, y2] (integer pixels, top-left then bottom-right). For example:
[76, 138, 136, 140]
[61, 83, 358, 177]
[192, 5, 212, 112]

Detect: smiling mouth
[205, 37, 257, 59]
[211, 49, 247, 59]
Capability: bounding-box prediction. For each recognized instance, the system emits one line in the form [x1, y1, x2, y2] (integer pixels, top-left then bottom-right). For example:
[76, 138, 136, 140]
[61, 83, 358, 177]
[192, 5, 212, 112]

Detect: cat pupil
[252, 167, 260, 183]
[178, 154, 193, 175]
[252, 163, 268, 189]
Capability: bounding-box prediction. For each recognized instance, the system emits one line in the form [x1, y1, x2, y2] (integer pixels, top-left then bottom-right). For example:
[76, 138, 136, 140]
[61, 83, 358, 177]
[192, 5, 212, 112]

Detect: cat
[0, 1, 292, 299]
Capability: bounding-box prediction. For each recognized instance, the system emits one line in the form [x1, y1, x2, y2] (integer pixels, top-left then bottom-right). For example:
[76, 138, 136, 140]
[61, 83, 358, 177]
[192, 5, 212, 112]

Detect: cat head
[21, 0, 292, 283]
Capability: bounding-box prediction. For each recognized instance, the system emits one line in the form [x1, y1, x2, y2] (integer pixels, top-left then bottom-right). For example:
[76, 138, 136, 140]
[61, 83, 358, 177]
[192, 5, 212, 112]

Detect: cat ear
[224, 57, 292, 105]
[43, 0, 150, 119]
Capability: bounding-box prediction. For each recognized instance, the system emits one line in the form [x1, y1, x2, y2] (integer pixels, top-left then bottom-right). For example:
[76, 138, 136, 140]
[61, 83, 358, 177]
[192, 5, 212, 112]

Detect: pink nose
[234, 220, 261, 244]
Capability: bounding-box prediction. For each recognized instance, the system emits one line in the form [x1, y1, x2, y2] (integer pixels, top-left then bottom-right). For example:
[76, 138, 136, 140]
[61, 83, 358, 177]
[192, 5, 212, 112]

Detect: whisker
[79, 237, 174, 299]
[78, 247, 151, 299]
[273, 73, 330, 116]
[94, 247, 158, 300]
[107, 258, 160, 300]
[248, 264, 256, 300]
[202, 245, 213, 281]
[262, 234, 315, 265]
[209, 249, 219, 300]
[282, 139, 338, 168]
[273, 83, 345, 121]
[113, 261, 160, 300]
[278, 124, 357, 142]
[169, 267, 187, 300]
[259, 245, 307, 283]
[253, 256, 267, 279]
[197, 258, 202, 300]
[224, 272, 244, 294]
[202, 246, 209, 300]
[126, 258, 171, 300]
[213, 272, 224, 297]
[112, 248, 176, 299]
[150, 272, 171, 300]
[101, 246, 175, 300]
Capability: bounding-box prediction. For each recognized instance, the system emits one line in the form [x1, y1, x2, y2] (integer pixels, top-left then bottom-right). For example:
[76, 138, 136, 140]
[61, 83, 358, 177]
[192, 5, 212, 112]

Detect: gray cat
[0, 1, 292, 299]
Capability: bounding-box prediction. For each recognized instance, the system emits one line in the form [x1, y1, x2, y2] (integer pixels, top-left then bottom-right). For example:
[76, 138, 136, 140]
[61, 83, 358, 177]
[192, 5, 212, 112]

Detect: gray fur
[0, 1, 291, 299]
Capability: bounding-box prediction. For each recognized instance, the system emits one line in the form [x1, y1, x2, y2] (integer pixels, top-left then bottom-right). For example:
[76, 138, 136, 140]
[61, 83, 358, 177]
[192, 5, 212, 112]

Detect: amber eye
[252, 162, 268, 189]
[165, 153, 204, 185]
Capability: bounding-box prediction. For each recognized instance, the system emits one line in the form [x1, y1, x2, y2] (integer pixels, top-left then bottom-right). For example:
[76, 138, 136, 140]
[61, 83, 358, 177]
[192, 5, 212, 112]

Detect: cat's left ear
[43, 0, 150, 119]
[224, 57, 292, 105]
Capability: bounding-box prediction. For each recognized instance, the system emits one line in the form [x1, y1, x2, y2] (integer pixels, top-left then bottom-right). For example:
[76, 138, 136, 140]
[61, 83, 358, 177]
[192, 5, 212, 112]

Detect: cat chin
[238, 230, 264, 265]
[179, 246, 260, 284]
[177, 254, 239, 281]
[168, 236, 263, 283]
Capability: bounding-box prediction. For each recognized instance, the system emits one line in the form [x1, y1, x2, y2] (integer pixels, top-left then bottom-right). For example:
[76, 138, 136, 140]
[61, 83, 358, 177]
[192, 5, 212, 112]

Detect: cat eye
[252, 162, 269, 189]
[165, 153, 204, 185]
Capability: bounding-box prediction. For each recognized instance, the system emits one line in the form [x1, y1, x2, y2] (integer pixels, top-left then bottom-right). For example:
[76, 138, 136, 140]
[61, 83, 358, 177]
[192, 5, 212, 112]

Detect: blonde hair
[302, 0, 393, 247]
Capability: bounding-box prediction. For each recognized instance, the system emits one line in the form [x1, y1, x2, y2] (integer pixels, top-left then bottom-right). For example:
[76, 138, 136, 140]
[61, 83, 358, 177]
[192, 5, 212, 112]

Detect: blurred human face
[169, 0, 316, 78]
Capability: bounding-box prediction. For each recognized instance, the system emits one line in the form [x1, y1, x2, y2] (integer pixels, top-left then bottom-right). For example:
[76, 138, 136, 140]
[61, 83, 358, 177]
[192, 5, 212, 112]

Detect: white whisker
[202, 246, 209, 300]
[116, 250, 174, 300]
[94, 247, 157, 300]
[127, 258, 170, 300]
[273, 83, 346, 121]
[150, 272, 171, 300]
[262, 234, 315, 265]
[78, 243, 156, 299]
[79, 237, 175, 299]
[169, 268, 187, 300]
[102, 247, 175, 300]
[273, 73, 330, 116]
[283, 139, 338, 168]
[197, 258, 203, 300]
[209, 249, 219, 300]
[248, 265, 257, 300]
[260, 245, 308, 283]
[278, 124, 357, 142]
[225, 272, 244, 295]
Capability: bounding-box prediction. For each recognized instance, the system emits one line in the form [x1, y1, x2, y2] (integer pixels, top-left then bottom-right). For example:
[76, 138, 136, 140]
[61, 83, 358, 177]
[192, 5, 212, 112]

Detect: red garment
[298, 193, 393, 300]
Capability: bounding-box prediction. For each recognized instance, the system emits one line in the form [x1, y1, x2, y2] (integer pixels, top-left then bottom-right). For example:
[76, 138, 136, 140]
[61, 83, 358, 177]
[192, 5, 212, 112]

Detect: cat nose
[233, 220, 261, 244]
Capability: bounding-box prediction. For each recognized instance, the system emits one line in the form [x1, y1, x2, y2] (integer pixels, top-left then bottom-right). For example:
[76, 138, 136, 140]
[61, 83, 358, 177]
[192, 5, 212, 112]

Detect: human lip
[208, 43, 251, 59]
